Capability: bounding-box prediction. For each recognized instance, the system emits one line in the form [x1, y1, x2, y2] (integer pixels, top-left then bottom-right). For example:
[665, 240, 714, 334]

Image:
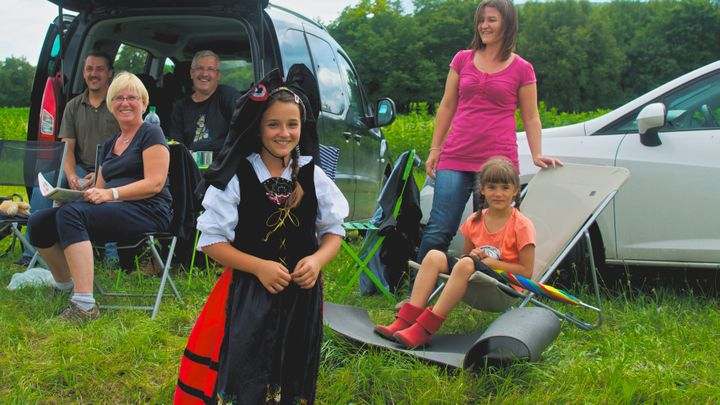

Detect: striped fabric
[318, 144, 340, 181]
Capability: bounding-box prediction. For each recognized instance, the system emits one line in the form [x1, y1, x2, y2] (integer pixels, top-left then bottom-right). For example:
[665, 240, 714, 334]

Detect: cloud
[0, 0, 59, 62]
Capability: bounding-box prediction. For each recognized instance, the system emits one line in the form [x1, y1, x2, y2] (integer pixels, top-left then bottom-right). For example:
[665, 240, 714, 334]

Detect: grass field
[0, 108, 29, 141]
[1, 244, 719, 403]
[1, 107, 719, 403]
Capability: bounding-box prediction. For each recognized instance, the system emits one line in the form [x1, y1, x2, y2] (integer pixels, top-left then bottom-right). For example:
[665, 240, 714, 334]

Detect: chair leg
[94, 279, 108, 296]
[0, 227, 17, 258]
[95, 235, 182, 319]
[10, 223, 48, 270]
[427, 281, 446, 303]
[337, 240, 395, 302]
[584, 230, 603, 328]
[518, 230, 603, 331]
[335, 241, 358, 286]
[189, 228, 200, 276]
[27, 251, 41, 271]
[148, 235, 182, 319]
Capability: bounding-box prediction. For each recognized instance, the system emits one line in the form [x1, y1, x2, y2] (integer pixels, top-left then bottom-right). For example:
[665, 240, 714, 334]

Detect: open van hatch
[48, 0, 268, 12]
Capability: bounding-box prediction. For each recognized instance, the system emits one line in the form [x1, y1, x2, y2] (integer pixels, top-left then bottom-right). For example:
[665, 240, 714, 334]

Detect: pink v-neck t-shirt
[437, 50, 536, 172]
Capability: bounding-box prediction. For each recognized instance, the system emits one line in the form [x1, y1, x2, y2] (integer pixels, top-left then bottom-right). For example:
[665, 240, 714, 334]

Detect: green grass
[1, 241, 720, 403]
[2, 108, 719, 402]
[0, 108, 29, 141]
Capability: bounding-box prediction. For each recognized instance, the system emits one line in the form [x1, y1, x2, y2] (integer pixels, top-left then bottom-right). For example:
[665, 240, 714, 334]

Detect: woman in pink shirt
[416, 0, 560, 265]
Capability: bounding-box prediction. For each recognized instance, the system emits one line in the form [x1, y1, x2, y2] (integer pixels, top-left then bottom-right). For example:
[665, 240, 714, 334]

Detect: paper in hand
[37, 172, 84, 203]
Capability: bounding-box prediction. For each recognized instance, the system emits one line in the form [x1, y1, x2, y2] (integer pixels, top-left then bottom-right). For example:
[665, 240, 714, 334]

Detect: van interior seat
[135, 72, 160, 108]
[156, 71, 184, 134]
[135, 72, 170, 133]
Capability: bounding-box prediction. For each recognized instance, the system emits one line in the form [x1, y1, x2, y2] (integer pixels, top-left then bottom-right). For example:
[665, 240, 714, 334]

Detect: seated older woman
[28, 71, 172, 322]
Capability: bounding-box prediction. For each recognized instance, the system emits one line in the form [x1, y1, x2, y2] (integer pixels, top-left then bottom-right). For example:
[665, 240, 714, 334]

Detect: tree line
[0, 57, 34, 108]
[2, 0, 718, 111]
[328, 0, 720, 112]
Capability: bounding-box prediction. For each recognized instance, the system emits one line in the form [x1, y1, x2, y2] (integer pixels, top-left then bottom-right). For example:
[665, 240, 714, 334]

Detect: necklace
[122, 138, 130, 145]
[262, 177, 294, 206]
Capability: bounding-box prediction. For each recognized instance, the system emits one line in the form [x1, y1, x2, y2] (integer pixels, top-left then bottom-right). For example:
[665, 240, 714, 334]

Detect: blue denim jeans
[24, 166, 119, 262]
[416, 169, 479, 263]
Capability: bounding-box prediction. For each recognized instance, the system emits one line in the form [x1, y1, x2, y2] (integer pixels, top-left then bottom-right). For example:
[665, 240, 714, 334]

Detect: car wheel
[553, 223, 606, 289]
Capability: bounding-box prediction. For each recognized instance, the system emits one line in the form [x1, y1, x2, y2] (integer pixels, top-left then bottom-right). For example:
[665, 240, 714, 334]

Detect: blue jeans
[24, 166, 119, 262]
[416, 169, 479, 263]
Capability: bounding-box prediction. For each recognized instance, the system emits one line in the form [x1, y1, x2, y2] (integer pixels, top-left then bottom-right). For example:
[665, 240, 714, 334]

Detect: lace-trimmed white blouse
[196, 153, 349, 250]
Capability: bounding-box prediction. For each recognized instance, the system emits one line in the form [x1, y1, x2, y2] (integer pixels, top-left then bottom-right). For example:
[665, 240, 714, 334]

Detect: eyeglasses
[191, 67, 221, 74]
[112, 95, 141, 103]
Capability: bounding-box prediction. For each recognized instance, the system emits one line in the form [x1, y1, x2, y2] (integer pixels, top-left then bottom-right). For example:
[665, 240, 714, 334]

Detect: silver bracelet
[111, 188, 119, 200]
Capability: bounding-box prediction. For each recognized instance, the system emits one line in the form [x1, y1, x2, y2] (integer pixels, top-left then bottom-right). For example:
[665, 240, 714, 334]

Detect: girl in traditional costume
[175, 65, 348, 404]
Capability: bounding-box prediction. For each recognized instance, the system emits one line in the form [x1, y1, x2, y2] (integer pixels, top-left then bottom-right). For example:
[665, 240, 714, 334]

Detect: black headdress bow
[199, 64, 320, 193]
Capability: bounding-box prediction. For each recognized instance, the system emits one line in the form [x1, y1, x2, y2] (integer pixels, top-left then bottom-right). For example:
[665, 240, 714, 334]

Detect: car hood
[48, 0, 268, 12]
[517, 121, 587, 142]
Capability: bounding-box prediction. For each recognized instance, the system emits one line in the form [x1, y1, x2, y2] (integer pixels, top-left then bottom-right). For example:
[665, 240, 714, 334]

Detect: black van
[28, 0, 396, 220]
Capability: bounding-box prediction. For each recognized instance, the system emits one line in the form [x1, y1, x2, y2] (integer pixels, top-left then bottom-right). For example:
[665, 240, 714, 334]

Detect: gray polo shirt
[58, 90, 120, 171]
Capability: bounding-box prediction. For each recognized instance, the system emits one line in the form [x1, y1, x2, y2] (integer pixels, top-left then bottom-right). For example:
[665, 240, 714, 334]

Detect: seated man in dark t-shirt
[169, 50, 241, 152]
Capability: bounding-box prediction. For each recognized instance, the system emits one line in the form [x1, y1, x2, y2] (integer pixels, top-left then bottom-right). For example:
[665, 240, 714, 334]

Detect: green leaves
[329, 0, 720, 113]
[0, 57, 34, 108]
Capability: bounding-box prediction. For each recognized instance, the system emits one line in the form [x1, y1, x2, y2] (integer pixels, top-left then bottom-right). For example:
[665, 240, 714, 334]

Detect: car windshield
[597, 69, 720, 134]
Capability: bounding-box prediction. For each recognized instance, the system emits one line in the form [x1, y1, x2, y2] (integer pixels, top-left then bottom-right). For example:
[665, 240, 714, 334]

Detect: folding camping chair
[93, 143, 198, 319]
[0, 193, 27, 258]
[0, 140, 68, 270]
[324, 164, 630, 368]
[427, 163, 630, 329]
[336, 150, 419, 303]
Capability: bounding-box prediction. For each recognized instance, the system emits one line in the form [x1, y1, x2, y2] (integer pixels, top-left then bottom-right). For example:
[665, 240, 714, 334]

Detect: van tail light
[38, 76, 59, 142]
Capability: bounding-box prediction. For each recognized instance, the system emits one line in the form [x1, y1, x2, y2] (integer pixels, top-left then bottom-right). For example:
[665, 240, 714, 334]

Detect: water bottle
[144, 106, 161, 126]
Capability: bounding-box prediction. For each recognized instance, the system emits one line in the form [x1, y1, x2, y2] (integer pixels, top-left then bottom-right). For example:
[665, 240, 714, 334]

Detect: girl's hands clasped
[256, 260, 292, 294]
[468, 247, 488, 260]
[255, 255, 321, 293]
[292, 255, 321, 289]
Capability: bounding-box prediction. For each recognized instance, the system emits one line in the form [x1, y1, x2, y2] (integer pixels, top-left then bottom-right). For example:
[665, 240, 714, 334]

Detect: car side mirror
[374, 98, 396, 128]
[637, 102, 666, 147]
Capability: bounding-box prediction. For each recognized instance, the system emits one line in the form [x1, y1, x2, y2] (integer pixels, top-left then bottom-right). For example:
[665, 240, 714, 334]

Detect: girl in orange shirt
[374, 157, 535, 349]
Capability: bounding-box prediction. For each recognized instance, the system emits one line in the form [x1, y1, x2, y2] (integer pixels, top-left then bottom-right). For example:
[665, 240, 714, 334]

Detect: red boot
[393, 307, 446, 349]
[374, 302, 424, 340]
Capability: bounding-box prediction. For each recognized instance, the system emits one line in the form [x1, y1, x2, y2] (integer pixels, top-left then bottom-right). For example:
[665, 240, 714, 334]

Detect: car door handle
[343, 132, 351, 142]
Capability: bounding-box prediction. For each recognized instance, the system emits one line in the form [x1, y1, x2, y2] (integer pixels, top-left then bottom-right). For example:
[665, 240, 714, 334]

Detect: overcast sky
[0, 0, 414, 63]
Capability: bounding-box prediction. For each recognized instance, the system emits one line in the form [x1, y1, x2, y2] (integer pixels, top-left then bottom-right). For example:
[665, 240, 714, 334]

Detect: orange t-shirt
[459, 208, 536, 264]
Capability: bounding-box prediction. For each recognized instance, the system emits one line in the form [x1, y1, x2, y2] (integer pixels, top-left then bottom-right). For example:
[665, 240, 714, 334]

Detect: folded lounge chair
[324, 164, 630, 368]
[336, 150, 421, 302]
